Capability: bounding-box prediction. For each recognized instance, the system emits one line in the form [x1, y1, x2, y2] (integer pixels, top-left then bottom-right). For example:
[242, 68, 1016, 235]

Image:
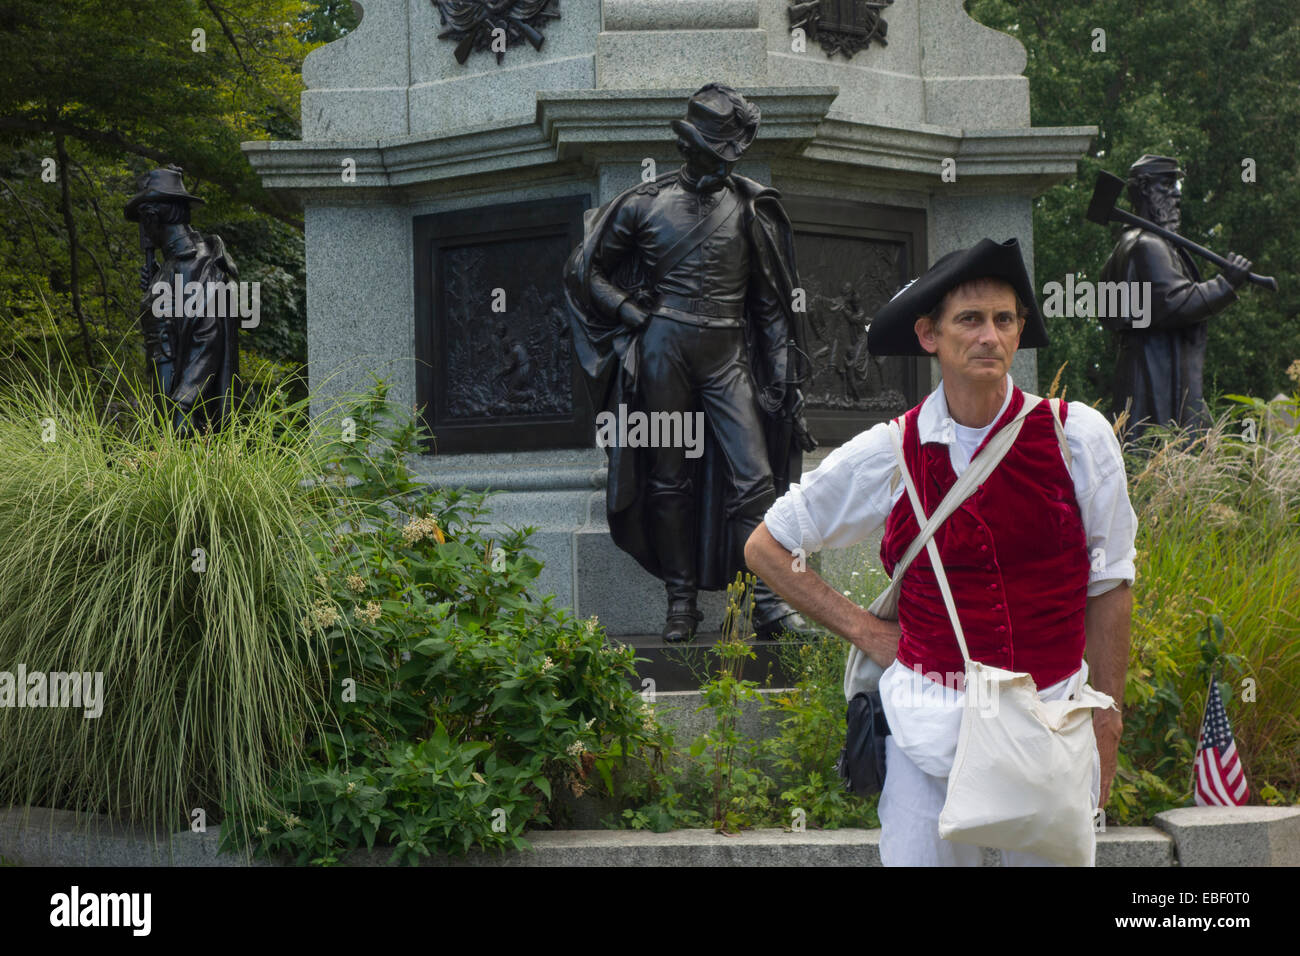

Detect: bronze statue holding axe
[1088, 155, 1277, 443]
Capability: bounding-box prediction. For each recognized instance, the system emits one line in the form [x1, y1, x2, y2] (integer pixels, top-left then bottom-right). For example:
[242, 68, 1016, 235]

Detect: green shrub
[612, 575, 878, 834]
[760, 631, 881, 831]
[691, 573, 771, 832]
[220, 384, 661, 864]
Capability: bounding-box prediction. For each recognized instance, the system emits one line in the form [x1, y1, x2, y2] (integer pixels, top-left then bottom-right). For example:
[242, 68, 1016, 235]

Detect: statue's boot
[650, 488, 701, 643]
[662, 597, 703, 644]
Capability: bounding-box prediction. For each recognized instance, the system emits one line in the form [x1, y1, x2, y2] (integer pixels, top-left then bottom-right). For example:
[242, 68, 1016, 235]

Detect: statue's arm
[747, 243, 790, 410]
[1135, 237, 1237, 329]
[169, 311, 224, 407]
[587, 197, 643, 322]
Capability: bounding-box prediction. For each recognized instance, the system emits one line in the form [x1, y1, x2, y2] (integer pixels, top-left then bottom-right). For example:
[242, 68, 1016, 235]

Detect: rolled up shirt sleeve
[1063, 402, 1139, 597]
[763, 422, 897, 556]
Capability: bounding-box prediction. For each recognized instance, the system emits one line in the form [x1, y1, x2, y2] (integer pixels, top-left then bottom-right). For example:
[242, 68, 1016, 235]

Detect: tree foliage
[967, 0, 1300, 409]
[0, 0, 356, 398]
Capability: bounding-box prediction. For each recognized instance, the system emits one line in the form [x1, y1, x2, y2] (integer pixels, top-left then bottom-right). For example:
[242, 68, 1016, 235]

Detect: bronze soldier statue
[126, 167, 240, 438]
[1100, 155, 1252, 442]
[564, 83, 816, 643]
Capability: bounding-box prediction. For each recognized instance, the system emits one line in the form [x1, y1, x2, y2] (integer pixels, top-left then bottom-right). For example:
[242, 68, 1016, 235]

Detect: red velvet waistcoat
[879, 387, 1091, 689]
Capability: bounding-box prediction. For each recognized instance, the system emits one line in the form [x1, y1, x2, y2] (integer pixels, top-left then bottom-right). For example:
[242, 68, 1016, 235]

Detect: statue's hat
[670, 83, 760, 163]
[1128, 154, 1184, 181]
[865, 238, 1049, 356]
[124, 166, 204, 221]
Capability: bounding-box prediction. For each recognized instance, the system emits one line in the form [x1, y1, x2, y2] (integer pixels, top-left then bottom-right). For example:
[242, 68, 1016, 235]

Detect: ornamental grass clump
[1111, 392, 1300, 821]
[0, 345, 359, 838]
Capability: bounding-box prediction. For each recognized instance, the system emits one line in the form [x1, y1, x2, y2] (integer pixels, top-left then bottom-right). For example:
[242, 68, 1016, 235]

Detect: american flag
[1192, 676, 1249, 806]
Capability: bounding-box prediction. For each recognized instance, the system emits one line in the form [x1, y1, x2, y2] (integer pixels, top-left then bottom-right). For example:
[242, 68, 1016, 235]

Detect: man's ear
[914, 315, 939, 355]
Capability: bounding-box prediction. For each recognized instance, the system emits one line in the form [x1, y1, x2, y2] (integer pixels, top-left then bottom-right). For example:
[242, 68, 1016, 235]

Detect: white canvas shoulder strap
[1048, 396, 1072, 472]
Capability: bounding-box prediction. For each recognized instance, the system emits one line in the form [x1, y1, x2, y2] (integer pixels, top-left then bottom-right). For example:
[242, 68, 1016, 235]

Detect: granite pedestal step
[610, 632, 812, 692]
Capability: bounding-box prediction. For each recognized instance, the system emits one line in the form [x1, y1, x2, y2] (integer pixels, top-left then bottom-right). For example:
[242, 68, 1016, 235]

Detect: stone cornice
[535, 86, 839, 157]
[804, 116, 1098, 191]
[242, 86, 1095, 198]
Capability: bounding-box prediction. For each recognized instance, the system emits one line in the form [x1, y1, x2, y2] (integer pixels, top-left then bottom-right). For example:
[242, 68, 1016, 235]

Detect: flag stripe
[1191, 677, 1250, 807]
[1232, 774, 1249, 800]
[1206, 754, 1236, 805]
[1194, 763, 1211, 806]
[1195, 756, 1225, 806]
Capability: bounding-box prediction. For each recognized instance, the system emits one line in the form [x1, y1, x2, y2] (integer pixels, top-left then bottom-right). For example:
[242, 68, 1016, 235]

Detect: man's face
[913, 280, 1025, 385]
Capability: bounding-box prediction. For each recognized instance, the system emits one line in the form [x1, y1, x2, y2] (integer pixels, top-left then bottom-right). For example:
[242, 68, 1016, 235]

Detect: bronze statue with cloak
[564, 83, 816, 643]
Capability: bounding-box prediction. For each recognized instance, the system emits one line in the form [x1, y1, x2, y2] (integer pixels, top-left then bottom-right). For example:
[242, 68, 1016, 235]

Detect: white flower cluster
[402, 515, 445, 545]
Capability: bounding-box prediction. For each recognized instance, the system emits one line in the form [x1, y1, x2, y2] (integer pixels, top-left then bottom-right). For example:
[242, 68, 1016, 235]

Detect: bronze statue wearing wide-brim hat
[669, 82, 761, 163]
[864, 237, 1050, 356]
[124, 166, 205, 221]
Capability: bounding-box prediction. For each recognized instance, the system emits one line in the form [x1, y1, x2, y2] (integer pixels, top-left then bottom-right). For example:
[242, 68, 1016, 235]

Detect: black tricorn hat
[864, 238, 1049, 356]
[670, 83, 760, 163]
[124, 166, 204, 221]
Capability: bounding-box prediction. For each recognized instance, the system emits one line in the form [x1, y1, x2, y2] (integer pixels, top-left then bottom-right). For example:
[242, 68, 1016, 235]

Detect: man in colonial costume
[746, 238, 1137, 865]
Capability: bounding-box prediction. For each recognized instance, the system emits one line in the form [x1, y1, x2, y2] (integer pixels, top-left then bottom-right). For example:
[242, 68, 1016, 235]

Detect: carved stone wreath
[433, 0, 561, 65]
[787, 0, 892, 60]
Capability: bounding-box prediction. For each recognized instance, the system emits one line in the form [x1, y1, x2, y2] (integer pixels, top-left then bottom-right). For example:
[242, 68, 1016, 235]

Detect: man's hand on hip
[850, 611, 901, 670]
[744, 521, 898, 667]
